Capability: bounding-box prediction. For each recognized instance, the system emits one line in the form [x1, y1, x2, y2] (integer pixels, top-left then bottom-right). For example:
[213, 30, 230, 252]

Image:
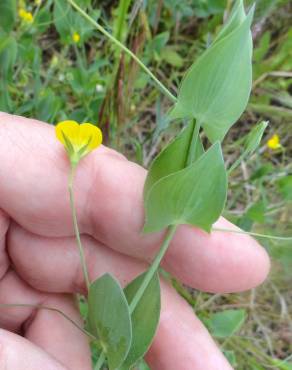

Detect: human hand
[0, 112, 270, 370]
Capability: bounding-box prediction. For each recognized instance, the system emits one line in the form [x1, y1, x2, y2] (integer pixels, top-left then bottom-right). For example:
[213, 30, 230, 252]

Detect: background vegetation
[0, 0, 291, 368]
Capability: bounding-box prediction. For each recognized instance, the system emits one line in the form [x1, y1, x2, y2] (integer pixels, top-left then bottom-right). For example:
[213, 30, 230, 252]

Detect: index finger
[0, 112, 270, 292]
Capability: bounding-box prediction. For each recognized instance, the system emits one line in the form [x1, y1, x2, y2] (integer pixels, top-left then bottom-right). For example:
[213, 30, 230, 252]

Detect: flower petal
[56, 120, 79, 149]
[79, 123, 103, 152]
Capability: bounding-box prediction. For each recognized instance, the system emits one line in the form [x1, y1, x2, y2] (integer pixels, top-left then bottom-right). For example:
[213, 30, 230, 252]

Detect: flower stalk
[68, 163, 90, 292]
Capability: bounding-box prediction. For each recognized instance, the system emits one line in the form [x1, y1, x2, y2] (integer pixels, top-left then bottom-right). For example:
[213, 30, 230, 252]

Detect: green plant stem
[66, 0, 177, 103]
[129, 224, 177, 313]
[186, 119, 201, 166]
[68, 164, 90, 291]
[227, 151, 246, 174]
[0, 303, 96, 341]
[95, 99, 201, 365]
[212, 227, 292, 241]
[94, 352, 106, 370]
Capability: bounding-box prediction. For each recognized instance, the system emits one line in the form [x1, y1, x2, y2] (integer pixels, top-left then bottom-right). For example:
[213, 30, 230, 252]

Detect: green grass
[0, 0, 292, 369]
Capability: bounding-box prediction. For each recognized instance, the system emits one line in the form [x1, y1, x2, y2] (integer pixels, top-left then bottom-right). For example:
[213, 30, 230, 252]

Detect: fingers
[0, 271, 91, 370]
[0, 113, 269, 292]
[9, 223, 146, 295]
[0, 329, 67, 370]
[163, 218, 270, 292]
[10, 220, 268, 294]
[145, 286, 233, 370]
[8, 229, 233, 370]
[25, 294, 92, 370]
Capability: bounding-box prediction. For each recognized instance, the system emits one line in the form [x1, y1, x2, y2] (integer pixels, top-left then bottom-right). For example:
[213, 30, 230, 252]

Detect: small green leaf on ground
[206, 309, 246, 338]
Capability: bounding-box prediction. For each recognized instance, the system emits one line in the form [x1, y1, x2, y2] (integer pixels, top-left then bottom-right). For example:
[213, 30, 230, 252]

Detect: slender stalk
[186, 119, 201, 166]
[68, 164, 90, 291]
[0, 303, 96, 341]
[95, 101, 202, 365]
[94, 352, 106, 370]
[212, 227, 292, 241]
[227, 152, 245, 174]
[129, 224, 177, 313]
[128, 119, 203, 313]
[66, 0, 177, 103]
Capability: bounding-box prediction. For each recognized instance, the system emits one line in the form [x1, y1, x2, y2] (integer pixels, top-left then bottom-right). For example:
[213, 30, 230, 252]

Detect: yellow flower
[72, 32, 81, 43]
[19, 8, 34, 23]
[267, 134, 281, 150]
[56, 120, 102, 165]
[18, 8, 26, 18]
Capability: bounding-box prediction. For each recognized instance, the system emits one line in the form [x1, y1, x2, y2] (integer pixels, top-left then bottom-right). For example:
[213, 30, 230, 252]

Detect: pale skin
[0, 112, 270, 370]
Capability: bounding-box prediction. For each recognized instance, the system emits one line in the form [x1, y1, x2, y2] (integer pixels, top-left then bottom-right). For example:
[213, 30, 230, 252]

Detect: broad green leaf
[144, 121, 204, 201]
[144, 142, 227, 233]
[170, 4, 254, 142]
[87, 274, 132, 370]
[214, 0, 245, 43]
[206, 309, 246, 338]
[121, 272, 160, 369]
[0, 0, 17, 33]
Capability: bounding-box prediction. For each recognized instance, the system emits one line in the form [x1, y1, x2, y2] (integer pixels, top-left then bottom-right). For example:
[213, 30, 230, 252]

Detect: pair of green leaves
[144, 121, 227, 233]
[87, 272, 160, 370]
[143, 1, 256, 234]
[143, 120, 267, 235]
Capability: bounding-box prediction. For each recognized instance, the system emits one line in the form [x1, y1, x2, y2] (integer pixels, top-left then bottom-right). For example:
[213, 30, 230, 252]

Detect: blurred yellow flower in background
[267, 134, 281, 150]
[72, 32, 81, 43]
[19, 8, 34, 23]
[56, 120, 102, 165]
